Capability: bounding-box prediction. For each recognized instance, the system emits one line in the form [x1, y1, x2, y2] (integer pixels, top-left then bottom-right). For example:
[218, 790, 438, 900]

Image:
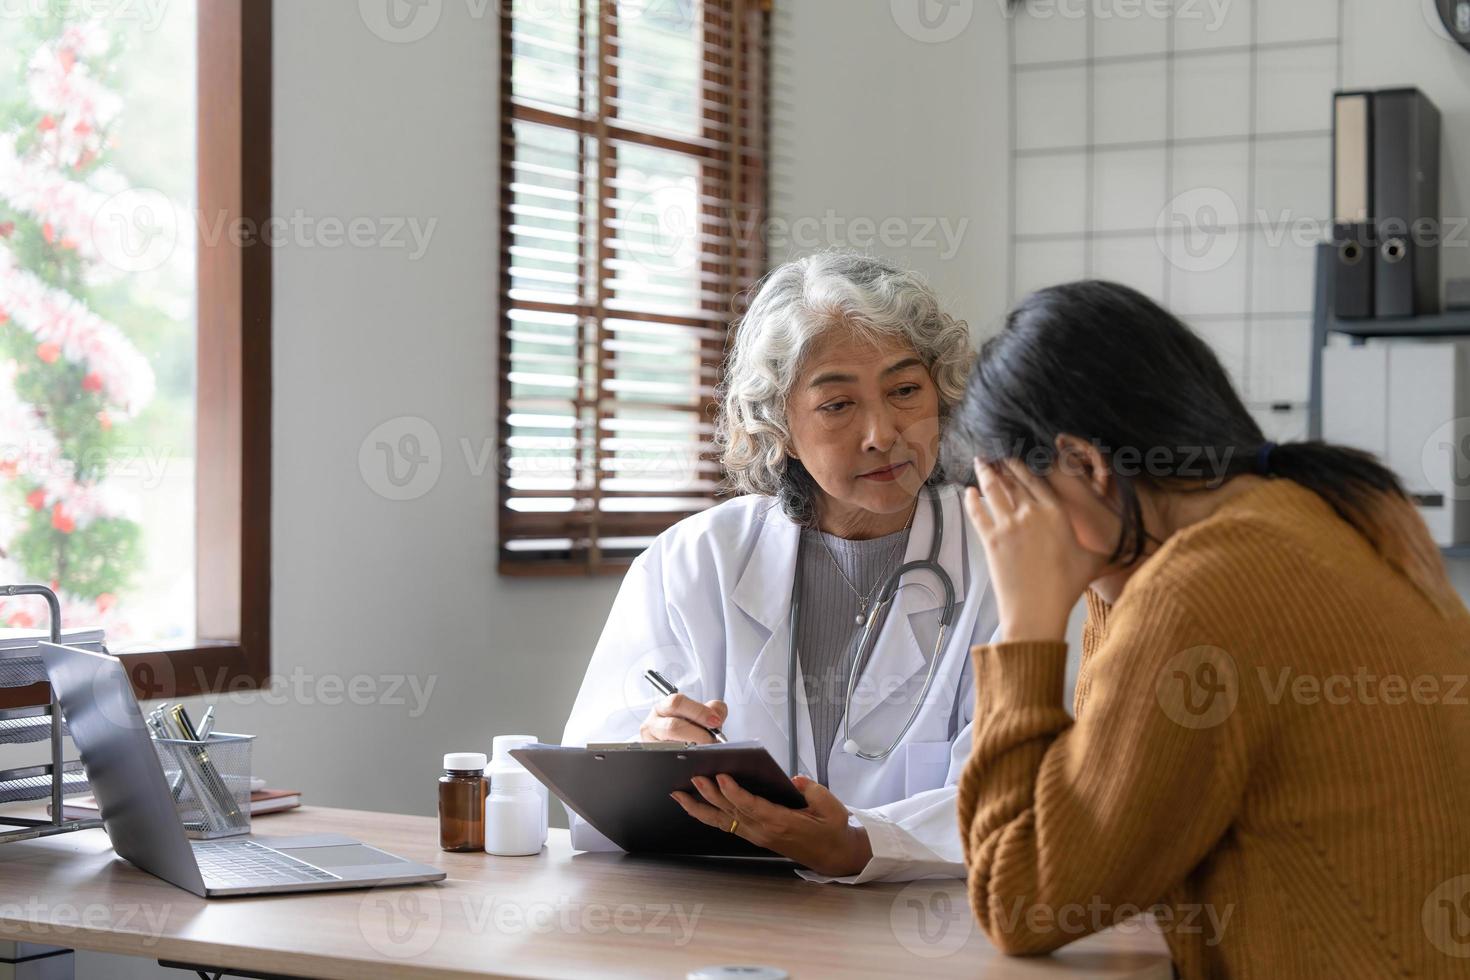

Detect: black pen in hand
[643, 669, 728, 743]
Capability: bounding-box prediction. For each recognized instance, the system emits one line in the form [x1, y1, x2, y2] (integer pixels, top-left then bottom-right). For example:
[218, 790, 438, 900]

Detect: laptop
[40, 642, 446, 897]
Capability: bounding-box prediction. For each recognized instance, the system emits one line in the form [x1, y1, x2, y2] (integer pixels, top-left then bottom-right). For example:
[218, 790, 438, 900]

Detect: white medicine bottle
[484, 767, 543, 856]
[488, 734, 547, 845]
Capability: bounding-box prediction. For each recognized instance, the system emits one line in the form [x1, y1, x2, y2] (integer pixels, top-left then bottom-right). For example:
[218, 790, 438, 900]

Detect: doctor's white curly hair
[715, 251, 974, 526]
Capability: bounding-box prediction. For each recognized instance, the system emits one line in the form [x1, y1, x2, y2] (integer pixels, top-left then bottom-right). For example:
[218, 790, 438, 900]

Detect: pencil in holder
[151, 732, 254, 839]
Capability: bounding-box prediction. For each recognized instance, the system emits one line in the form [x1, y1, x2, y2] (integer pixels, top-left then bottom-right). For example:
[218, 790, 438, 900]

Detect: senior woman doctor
[561, 252, 999, 883]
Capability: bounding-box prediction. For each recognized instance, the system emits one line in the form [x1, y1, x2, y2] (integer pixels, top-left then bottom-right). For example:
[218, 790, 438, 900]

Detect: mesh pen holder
[152, 732, 254, 839]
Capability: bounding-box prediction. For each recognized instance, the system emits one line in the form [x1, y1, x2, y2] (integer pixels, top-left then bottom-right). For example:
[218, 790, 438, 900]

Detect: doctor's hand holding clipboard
[640, 672, 877, 879]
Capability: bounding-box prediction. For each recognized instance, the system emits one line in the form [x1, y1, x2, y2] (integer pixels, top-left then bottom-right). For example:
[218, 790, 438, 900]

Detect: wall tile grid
[1009, 0, 1343, 441]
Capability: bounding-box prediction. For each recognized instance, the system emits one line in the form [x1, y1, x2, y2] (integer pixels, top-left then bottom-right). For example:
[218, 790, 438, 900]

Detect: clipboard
[510, 742, 806, 859]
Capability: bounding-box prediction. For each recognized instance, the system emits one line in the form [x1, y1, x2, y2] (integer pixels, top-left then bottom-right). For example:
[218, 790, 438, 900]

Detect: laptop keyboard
[193, 839, 341, 886]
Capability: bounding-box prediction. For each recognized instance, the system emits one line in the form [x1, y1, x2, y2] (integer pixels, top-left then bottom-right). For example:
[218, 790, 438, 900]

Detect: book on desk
[57, 787, 302, 819]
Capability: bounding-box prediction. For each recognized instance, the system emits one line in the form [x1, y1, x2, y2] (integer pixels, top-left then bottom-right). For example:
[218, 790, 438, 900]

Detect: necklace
[816, 502, 917, 625]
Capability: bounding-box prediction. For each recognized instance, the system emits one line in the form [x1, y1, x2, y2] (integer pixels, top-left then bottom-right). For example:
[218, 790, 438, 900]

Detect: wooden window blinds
[497, 0, 770, 574]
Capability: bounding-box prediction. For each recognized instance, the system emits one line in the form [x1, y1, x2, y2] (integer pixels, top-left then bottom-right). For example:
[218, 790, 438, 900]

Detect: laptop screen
[39, 642, 206, 896]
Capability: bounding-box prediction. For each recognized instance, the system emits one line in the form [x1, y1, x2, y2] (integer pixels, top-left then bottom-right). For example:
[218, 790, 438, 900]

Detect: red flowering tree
[0, 17, 160, 631]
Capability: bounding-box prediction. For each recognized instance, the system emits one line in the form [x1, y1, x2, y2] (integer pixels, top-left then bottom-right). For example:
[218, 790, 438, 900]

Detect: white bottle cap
[444, 752, 487, 771]
[491, 734, 538, 765]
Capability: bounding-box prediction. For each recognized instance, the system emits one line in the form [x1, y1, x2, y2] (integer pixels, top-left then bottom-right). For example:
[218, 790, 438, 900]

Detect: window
[497, 0, 770, 574]
[0, 1, 270, 703]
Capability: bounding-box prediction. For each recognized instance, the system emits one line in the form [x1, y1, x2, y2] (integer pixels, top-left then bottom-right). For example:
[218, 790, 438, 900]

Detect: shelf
[0, 762, 87, 806]
[0, 714, 66, 746]
[1327, 310, 1470, 339]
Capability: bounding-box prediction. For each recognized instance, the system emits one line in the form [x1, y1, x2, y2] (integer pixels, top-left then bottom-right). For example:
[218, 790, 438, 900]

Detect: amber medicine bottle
[439, 752, 487, 851]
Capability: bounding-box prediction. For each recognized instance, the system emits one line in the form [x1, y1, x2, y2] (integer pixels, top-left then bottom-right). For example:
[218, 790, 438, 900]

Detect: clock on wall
[1437, 0, 1470, 51]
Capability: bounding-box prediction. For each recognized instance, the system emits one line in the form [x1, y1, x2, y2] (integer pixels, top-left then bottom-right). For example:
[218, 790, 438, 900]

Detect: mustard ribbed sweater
[957, 479, 1470, 978]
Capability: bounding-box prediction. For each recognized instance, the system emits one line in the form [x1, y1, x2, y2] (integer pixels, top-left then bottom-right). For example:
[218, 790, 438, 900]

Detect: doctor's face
[785, 327, 941, 527]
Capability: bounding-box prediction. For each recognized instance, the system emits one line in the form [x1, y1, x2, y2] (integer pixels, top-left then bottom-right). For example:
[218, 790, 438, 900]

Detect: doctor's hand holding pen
[638, 692, 730, 745]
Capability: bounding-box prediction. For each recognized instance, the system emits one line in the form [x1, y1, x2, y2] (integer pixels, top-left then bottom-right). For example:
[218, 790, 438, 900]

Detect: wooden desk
[0, 806, 1173, 979]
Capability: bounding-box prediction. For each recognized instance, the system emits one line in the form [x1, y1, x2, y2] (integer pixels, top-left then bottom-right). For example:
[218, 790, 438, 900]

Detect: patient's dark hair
[944, 280, 1437, 579]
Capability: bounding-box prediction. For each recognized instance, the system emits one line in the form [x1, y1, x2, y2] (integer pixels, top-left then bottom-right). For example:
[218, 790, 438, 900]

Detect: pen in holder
[150, 730, 254, 839]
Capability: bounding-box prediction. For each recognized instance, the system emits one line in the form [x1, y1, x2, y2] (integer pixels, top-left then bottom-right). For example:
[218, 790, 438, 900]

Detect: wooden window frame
[496, 0, 770, 577]
[0, 0, 272, 706]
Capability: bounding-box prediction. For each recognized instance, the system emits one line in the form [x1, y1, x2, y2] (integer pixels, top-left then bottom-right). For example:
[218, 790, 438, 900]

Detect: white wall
[768, 0, 1011, 336]
[188, 0, 621, 817]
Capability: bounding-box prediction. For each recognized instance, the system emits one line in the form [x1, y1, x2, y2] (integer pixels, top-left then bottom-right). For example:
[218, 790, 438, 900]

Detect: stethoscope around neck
[784, 486, 958, 777]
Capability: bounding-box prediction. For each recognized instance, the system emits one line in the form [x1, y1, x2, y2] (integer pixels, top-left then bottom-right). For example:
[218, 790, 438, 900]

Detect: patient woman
[561, 251, 1000, 882]
[948, 280, 1470, 977]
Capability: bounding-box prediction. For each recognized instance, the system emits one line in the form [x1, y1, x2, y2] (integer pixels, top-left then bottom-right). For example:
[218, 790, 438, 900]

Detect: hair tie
[1254, 441, 1277, 475]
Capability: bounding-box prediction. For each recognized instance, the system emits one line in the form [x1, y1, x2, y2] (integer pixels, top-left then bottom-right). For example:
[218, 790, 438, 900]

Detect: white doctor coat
[560, 484, 998, 884]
